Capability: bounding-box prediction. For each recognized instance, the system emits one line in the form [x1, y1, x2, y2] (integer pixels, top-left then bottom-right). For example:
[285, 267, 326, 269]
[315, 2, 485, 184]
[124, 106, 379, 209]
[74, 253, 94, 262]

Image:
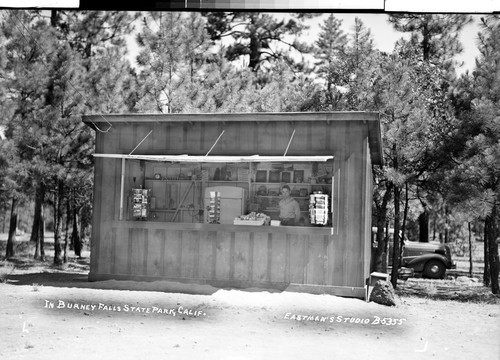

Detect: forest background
[0, 10, 498, 293]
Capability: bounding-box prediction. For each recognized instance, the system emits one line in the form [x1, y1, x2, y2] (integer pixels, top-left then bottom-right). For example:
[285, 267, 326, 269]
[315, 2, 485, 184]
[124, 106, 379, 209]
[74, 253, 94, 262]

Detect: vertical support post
[247, 162, 252, 208]
[119, 158, 126, 220]
[331, 174, 334, 235]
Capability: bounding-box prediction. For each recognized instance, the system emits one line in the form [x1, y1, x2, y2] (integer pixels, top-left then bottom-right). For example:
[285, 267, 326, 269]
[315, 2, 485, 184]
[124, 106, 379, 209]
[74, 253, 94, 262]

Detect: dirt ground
[0, 238, 499, 360]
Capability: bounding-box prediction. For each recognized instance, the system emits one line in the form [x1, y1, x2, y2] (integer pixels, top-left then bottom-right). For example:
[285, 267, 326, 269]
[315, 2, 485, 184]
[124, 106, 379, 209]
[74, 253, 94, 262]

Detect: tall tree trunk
[248, 15, 260, 70]
[373, 183, 393, 273]
[391, 186, 401, 289]
[38, 204, 45, 262]
[418, 209, 429, 243]
[483, 223, 490, 287]
[63, 198, 70, 263]
[432, 216, 435, 241]
[6, 197, 18, 258]
[72, 207, 82, 257]
[33, 183, 45, 259]
[50, 9, 59, 27]
[402, 182, 409, 241]
[53, 180, 63, 266]
[485, 203, 499, 294]
[29, 183, 43, 244]
[468, 222, 473, 277]
[383, 221, 390, 271]
[2, 202, 6, 233]
[401, 182, 409, 262]
[444, 206, 449, 243]
[79, 214, 86, 249]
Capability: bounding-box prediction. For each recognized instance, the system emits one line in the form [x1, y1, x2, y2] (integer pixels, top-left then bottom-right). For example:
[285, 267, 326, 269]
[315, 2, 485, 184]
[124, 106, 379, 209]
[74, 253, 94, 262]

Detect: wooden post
[119, 158, 125, 220]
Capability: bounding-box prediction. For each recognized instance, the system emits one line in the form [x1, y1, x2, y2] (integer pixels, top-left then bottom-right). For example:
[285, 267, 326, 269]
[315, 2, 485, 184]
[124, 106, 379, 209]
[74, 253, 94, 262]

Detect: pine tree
[388, 14, 473, 76]
[52, 10, 140, 112]
[2, 10, 139, 261]
[314, 17, 378, 111]
[0, 137, 23, 258]
[135, 12, 213, 113]
[365, 41, 459, 285]
[54, 11, 139, 65]
[203, 12, 316, 74]
[0, 10, 95, 264]
[447, 15, 500, 293]
[343, 17, 378, 110]
[313, 14, 348, 110]
[388, 14, 474, 243]
[183, 57, 256, 113]
[248, 60, 321, 113]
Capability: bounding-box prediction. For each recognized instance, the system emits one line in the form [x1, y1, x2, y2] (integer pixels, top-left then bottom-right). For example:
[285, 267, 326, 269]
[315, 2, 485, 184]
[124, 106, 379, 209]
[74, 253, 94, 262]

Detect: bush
[451, 227, 477, 258]
[0, 261, 14, 283]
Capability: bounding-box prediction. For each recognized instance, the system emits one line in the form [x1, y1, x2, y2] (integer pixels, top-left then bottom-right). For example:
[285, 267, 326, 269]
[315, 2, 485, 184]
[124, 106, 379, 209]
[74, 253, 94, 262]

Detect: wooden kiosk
[83, 112, 383, 298]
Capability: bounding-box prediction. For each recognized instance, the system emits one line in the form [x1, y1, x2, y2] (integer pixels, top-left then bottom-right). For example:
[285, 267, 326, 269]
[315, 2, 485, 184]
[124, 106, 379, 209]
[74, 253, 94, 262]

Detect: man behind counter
[279, 185, 301, 225]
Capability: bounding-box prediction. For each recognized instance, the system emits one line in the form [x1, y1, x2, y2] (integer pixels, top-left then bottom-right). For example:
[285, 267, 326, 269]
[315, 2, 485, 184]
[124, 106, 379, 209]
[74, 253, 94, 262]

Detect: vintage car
[372, 227, 456, 279]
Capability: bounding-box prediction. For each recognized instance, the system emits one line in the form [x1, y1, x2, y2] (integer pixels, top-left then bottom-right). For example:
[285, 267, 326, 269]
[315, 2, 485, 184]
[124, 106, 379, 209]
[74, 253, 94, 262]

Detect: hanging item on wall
[153, 167, 167, 179]
[131, 188, 150, 220]
[309, 192, 329, 226]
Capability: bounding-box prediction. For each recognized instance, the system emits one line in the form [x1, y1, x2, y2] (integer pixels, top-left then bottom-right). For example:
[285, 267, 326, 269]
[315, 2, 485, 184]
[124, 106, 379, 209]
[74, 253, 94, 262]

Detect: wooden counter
[89, 220, 365, 298]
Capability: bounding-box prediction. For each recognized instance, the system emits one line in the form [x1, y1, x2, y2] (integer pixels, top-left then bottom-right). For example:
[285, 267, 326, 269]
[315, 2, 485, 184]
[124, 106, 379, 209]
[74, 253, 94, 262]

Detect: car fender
[403, 253, 450, 272]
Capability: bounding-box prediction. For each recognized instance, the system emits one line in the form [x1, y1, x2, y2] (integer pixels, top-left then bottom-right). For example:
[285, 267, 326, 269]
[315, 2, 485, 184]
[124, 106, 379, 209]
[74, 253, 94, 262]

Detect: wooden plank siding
[94, 222, 347, 288]
[105, 119, 372, 157]
[85, 112, 381, 298]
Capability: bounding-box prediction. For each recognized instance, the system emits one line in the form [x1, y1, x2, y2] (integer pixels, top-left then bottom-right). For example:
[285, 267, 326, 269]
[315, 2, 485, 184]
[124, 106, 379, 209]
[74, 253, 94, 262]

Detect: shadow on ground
[6, 271, 220, 295]
[7, 271, 90, 287]
[4, 255, 92, 289]
[3, 255, 219, 295]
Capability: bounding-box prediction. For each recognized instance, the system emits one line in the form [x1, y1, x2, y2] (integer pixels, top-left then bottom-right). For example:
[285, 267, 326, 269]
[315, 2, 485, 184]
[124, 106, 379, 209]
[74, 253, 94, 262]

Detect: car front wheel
[423, 260, 446, 279]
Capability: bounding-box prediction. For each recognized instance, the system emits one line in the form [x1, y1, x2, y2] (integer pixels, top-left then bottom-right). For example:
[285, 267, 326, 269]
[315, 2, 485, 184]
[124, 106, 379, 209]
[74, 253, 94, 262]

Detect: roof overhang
[92, 154, 334, 163]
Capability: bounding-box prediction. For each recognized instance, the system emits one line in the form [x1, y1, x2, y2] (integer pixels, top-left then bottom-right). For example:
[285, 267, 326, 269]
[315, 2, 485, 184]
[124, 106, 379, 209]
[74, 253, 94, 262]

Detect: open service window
[100, 154, 334, 228]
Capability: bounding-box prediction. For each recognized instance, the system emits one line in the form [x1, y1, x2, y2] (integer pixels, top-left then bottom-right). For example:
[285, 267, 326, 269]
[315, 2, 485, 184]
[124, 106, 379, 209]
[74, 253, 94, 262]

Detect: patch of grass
[397, 278, 500, 304]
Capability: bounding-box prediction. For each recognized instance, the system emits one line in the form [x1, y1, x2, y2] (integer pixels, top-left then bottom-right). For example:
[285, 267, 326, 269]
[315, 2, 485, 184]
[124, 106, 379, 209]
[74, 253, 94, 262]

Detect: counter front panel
[90, 221, 365, 297]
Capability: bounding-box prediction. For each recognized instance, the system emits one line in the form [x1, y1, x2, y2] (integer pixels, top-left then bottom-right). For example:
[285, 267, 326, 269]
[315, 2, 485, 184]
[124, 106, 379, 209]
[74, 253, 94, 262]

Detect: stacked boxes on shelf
[309, 192, 329, 226]
[206, 191, 221, 224]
